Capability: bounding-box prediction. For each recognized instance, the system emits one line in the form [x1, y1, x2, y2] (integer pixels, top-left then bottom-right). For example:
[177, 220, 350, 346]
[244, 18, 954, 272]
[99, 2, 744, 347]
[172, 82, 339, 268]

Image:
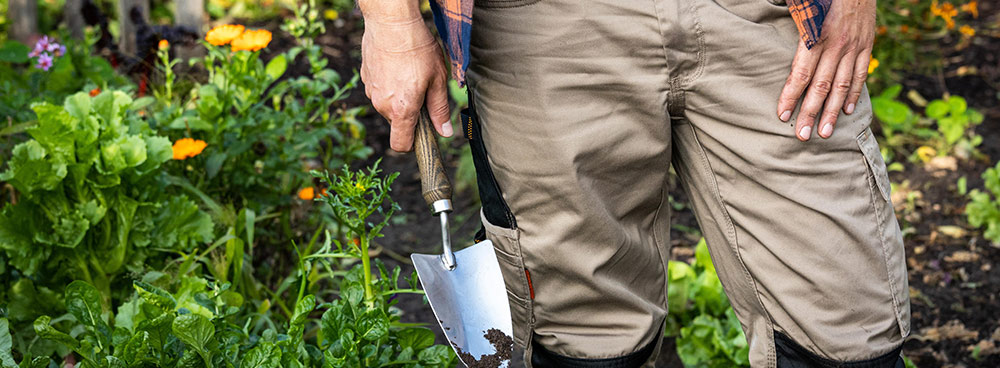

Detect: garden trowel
[410, 109, 514, 368]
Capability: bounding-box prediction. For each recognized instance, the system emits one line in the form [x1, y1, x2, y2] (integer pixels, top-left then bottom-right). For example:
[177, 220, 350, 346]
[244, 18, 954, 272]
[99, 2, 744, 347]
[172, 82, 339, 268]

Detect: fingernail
[798, 125, 812, 140]
[780, 110, 792, 121]
[846, 103, 855, 114]
[442, 122, 453, 137]
[820, 123, 833, 137]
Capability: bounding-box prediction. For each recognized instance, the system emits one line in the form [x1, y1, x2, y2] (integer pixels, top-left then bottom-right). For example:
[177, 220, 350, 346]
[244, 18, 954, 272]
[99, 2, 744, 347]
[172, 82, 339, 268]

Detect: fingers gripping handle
[415, 108, 454, 211]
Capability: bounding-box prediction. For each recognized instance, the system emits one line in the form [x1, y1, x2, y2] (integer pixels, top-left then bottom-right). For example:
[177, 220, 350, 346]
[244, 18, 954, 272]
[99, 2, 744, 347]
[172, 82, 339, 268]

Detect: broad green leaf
[358, 309, 389, 341]
[64, 92, 92, 121]
[879, 84, 903, 100]
[168, 116, 213, 131]
[28, 102, 77, 159]
[171, 314, 214, 354]
[65, 281, 105, 328]
[135, 135, 172, 175]
[17, 356, 51, 368]
[396, 328, 435, 350]
[130, 96, 156, 110]
[241, 342, 281, 368]
[925, 99, 950, 119]
[134, 281, 177, 312]
[0, 318, 15, 367]
[115, 299, 142, 333]
[152, 196, 214, 249]
[0, 140, 68, 193]
[33, 316, 80, 350]
[0, 41, 30, 63]
[947, 96, 967, 115]
[694, 238, 715, 274]
[205, 152, 226, 179]
[871, 98, 911, 126]
[265, 54, 288, 81]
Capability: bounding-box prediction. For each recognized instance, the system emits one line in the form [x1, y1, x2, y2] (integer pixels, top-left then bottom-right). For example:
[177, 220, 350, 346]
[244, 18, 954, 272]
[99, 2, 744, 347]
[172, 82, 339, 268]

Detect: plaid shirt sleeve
[430, 0, 831, 86]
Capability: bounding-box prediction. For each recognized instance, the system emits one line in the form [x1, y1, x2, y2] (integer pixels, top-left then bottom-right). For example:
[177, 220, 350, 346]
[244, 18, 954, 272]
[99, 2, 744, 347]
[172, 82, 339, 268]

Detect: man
[359, 0, 910, 366]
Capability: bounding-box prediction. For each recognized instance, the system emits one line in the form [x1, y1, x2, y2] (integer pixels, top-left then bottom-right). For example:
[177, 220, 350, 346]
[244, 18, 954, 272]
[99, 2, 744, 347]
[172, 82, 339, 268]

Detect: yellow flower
[916, 146, 937, 163]
[868, 57, 879, 74]
[324, 9, 339, 20]
[205, 24, 245, 46]
[959, 25, 975, 37]
[931, 0, 959, 29]
[961, 1, 978, 18]
[172, 138, 207, 160]
[158, 39, 170, 50]
[355, 182, 365, 191]
[298, 187, 315, 200]
[231, 29, 272, 52]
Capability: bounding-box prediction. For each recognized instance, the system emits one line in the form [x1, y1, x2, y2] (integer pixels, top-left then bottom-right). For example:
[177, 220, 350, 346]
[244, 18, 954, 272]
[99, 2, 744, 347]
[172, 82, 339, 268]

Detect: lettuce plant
[966, 161, 1000, 245]
[0, 91, 213, 318]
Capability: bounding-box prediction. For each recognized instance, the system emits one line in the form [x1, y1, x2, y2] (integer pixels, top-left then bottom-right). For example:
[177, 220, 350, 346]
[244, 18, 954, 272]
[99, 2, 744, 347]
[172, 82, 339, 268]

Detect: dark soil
[453, 328, 514, 368]
[263, 3, 1000, 367]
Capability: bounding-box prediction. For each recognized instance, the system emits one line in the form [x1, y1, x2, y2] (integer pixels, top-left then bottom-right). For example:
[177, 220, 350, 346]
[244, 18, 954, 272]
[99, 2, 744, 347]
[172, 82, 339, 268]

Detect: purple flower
[35, 53, 53, 71]
[45, 41, 61, 54]
[55, 45, 67, 57]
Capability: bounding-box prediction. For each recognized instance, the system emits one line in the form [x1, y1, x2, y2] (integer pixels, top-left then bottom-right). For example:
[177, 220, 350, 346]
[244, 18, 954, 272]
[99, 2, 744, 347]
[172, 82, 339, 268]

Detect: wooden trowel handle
[414, 108, 453, 208]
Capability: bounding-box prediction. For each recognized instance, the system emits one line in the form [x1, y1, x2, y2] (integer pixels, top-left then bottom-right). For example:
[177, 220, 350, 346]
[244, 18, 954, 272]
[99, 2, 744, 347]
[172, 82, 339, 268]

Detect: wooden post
[174, 0, 205, 61]
[65, 0, 86, 40]
[9, 0, 38, 45]
[117, 0, 149, 57]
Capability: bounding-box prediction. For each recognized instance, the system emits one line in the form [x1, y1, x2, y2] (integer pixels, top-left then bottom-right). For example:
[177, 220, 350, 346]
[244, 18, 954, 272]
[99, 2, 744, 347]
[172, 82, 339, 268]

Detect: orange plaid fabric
[429, 0, 831, 85]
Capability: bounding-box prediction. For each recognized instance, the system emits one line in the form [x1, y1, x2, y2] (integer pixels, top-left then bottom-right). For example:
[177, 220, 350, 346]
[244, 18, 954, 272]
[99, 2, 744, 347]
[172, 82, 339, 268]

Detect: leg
[467, 0, 674, 364]
[669, 0, 910, 366]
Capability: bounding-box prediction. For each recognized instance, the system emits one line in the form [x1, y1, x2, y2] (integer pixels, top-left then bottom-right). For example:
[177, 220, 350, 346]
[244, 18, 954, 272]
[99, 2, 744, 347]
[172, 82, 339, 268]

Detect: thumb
[426, 76, 453, 137]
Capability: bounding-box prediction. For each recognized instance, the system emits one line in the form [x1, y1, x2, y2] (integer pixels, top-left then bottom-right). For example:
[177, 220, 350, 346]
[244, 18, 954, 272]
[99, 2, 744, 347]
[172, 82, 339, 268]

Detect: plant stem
[360, 235, 374, 303]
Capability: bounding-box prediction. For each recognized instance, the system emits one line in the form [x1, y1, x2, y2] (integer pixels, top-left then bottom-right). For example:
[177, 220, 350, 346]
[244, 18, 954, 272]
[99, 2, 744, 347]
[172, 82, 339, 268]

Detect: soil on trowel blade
[453, 328, 514, 368]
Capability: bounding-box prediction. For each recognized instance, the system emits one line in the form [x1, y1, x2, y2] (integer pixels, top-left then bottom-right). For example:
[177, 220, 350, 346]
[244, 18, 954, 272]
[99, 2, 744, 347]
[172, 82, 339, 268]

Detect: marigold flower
[876, 25, 888, 36]
[324, 9, 339, 20]
[172, 138, 208, 160]
[231, 29, 272, 52]
[961, 1, 978, 18]
[868, 57, 879, 74]
[205, 24, 245, 46]
[159, 39, 170, 50]
[298, 187, 315, 200]
[89, 88, 101, 97]
[916, 146, 937, 163]
[900, 25, 910, 33]
[959, 25, 976, 37]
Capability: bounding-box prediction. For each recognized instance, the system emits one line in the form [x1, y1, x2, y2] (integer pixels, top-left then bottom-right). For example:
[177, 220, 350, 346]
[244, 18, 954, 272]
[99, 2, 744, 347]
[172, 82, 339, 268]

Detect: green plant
[0, 90, 213, 320]
[666, 239, 749, 367]
[4, 164, 456, 368]
[871, 85, 983, 162]
[966, 161, 1000, 245]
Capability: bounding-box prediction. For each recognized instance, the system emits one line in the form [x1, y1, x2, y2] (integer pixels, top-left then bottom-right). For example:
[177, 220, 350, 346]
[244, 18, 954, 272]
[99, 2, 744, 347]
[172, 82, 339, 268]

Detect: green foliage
[0, 91, 212, 321]
[19, 164, 455, 367]
[966, 161, 1000, 245]
[872, 85, 983, 162]
[0, 33, 128, 125]
[666, 239, 749, 367]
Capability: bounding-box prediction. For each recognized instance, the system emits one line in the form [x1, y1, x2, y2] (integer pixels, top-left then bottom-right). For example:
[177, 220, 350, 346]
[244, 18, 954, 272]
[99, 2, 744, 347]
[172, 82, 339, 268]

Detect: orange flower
[868, 57, 879, 74]
[876, 25, 888, 35]
[172, 138, 207, 160]
[900, 25, 910, 33]
[158, 39, 170, 50]
[89, 87, 101, 97]
[959, 25, 976, 36]
[230, 29, 272, 52]
[298, 187, 315, 200]
[205, 24, 245, 46]
[961, 0, 978, 18]
[931, 0, 959, 29]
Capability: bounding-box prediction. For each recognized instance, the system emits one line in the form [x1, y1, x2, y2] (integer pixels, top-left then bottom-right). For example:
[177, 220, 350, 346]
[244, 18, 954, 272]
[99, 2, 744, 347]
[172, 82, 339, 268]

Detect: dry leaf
[937, 225, 968, 238]
[925, 156, 958, 172]
[968, 340, 999, 355]
[945, 251, 980, 263]
[916, 320, 979, 342]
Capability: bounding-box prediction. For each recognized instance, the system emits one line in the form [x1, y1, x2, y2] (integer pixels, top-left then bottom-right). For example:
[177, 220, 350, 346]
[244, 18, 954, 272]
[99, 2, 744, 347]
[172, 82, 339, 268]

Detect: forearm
[359, 0, 436, 52]
[358, 0, 422, 22]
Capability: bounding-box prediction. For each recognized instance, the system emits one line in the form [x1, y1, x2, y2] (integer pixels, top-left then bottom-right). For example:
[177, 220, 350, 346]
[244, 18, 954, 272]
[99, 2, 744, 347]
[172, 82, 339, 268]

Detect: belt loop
[668, 78, 686, 120]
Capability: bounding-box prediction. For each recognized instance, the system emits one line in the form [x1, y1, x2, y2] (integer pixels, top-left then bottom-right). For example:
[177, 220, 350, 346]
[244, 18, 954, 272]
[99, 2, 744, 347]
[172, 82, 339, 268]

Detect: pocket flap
[857, 128, 891, 202]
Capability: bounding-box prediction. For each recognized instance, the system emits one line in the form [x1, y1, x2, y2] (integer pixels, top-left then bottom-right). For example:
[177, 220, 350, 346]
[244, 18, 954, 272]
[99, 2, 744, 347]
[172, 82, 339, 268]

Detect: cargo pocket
[463, 91, 534, 347]
[857, 126, 911, 339]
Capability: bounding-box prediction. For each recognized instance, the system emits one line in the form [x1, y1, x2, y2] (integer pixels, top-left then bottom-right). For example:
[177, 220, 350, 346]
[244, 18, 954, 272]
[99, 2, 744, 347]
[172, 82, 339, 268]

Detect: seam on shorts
[651, 175, 671, 326]
[858, 132, 905, 340]
[678, 0, 707, 87]
[474, 0, 541, 9]
[686, 123, 777, 368]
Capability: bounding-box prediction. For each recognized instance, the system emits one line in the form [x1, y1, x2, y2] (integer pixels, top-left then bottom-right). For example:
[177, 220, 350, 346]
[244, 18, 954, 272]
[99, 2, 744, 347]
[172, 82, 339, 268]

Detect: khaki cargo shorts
[462, 0, 911, 366]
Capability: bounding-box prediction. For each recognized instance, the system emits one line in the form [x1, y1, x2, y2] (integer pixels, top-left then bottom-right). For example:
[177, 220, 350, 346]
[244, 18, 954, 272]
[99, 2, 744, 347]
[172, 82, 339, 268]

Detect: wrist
[364, 17, 437, 53]
[359, 0, 422, 23]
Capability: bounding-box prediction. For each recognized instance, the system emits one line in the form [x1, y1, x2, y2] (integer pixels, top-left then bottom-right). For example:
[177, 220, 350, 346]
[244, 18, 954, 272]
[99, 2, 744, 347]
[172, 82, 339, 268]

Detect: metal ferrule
[431, 199, 453, 214]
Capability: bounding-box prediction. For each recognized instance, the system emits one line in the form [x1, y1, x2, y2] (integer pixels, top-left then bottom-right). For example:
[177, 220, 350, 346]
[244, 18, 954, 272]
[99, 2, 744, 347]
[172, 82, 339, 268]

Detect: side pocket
[857, 127, 891, 203]
[462, 90, 517, 229]
[480, 209, 534, 347]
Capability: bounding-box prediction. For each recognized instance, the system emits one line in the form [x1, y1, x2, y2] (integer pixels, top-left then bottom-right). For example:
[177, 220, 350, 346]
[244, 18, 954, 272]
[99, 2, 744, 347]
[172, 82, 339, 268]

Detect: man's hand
[360, 2, 452, 152]
[777, 0, 877, 141]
